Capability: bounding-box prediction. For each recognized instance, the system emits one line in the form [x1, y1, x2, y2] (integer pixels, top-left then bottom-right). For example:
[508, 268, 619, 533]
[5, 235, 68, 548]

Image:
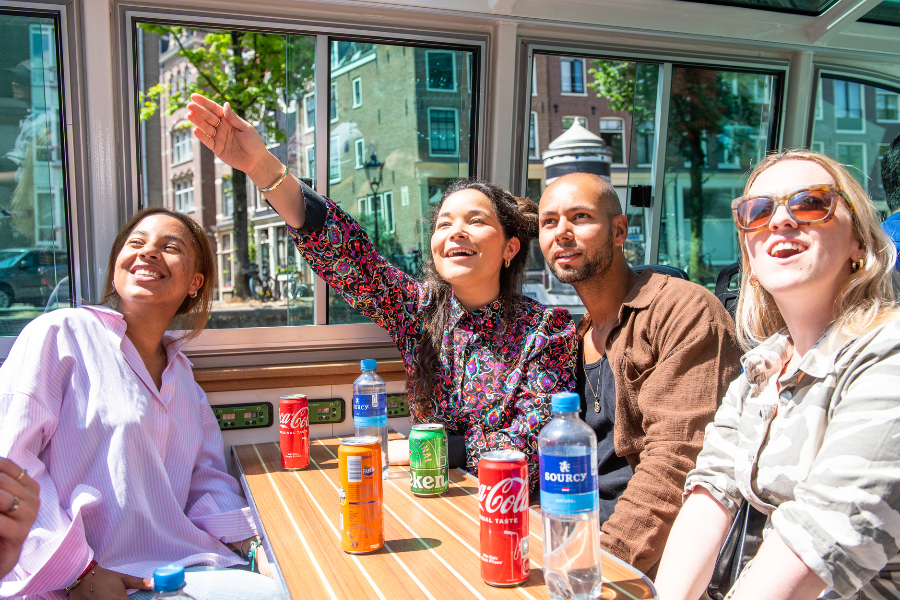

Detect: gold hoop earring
[749, 273, 760, 289]
[504, 259, 510, 268]
[189, 290, 198, 298]
[851, 256, 866, 273]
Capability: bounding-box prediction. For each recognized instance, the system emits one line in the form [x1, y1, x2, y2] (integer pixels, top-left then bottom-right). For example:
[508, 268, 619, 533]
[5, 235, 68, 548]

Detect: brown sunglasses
[731, 184, 854, 233]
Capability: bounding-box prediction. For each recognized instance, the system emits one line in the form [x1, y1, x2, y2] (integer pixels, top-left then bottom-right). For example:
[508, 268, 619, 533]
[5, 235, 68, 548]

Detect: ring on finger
[211, 126, 217, 139]
[7, 496, 19, 513]
[15, 468, 26, 481]
[212, 117, 221, 128]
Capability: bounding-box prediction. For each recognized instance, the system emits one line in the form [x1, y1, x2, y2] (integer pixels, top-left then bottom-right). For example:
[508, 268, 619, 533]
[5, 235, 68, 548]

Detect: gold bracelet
[257, 164, 289, 193]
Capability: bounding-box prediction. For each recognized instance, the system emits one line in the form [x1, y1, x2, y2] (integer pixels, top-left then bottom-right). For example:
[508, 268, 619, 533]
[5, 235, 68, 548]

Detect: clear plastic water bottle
[353, 359, 388, 479]
[150, 564, 196, 600]
[539, 392, 602, 600]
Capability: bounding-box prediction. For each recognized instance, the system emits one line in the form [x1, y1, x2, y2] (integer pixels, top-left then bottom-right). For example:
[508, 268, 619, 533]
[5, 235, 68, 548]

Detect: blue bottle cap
[152, 564, 186, 592]
[360, 359, 377, 371]
[551, 392, 580, 413]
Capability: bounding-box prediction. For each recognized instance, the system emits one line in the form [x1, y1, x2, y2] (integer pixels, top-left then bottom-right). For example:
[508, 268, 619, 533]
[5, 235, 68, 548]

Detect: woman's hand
[187, 94, 273, 182]
[187, 93, 305, 229]
[69, 566, 152, 600]
[0, 457, 40, 579]
[388, 439, 410, 465]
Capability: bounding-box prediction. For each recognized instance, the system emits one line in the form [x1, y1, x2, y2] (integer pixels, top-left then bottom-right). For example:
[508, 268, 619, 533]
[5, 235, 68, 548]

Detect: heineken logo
[411, 472, 446, 490]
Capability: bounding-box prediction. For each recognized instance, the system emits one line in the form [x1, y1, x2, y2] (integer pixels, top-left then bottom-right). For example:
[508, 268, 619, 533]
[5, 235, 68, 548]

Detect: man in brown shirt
[538, 172, 742, 578]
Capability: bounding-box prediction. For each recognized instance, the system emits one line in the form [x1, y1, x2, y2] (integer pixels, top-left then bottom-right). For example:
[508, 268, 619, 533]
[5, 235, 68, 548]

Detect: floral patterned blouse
[286, 185, 576, 488]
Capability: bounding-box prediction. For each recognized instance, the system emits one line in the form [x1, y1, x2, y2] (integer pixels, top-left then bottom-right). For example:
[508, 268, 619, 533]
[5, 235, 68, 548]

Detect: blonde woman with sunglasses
[654, 149, 900, 600]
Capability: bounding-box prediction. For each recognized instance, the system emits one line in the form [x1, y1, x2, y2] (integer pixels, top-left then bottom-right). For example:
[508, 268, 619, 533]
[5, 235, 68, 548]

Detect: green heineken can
[409, 424, 449, 496]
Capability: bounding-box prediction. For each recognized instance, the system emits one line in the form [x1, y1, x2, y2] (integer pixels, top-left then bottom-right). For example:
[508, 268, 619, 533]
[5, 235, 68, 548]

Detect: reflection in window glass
[0, 13, 71, 331]
[659, 68, 779, 288]
[528, 112, 539, 159]
[811, 76, 900, 214]
[327, 41, 475, 324]
[136, 24, 317, 328]
[860, 1, 900, 27]
[675, 0, 838, 15]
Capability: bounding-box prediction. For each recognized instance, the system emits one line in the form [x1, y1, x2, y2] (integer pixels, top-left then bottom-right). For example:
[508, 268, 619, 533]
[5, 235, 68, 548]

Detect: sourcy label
[353, 393, 388, 428]
[539, 453, 598, 514]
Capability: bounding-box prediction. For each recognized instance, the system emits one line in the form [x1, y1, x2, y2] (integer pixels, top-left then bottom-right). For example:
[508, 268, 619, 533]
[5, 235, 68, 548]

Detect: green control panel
[213, 402, 273, 431]
[309, 398, 345, 424]
[386, 393, 411, 418]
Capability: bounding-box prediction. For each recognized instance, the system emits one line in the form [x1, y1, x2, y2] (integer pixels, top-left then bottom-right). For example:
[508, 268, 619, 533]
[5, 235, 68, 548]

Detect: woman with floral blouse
[187, 94, 576, 489]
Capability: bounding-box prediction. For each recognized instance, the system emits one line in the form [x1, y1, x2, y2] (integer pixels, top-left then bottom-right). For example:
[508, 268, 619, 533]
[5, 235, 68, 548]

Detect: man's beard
[547, 228, 614, 285]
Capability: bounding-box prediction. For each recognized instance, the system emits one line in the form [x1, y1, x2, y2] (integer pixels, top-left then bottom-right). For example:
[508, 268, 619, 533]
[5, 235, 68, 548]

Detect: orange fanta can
[338, 436, 384, 553]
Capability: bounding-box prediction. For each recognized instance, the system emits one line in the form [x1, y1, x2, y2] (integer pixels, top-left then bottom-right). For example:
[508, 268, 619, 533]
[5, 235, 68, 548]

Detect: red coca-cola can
[478, 450, 530, 587]
[279, 394, 309, 469]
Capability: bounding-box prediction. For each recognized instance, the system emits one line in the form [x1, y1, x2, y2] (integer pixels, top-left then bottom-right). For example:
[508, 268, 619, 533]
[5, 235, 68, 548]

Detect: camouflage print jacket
[686, 320, 900, 600]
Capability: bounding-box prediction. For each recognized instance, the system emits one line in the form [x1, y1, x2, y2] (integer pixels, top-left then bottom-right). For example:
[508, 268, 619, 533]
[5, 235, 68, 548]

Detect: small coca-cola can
[478, 450, 530, 587]
[279, 394, 309, 469]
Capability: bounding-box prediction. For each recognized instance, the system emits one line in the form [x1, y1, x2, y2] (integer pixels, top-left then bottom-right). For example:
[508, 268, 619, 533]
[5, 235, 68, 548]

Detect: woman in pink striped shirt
[0, 208, 277, 600]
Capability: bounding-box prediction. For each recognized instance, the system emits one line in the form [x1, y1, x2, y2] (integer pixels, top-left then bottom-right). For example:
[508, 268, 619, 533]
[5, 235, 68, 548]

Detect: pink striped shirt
[0, 306, 256, 599]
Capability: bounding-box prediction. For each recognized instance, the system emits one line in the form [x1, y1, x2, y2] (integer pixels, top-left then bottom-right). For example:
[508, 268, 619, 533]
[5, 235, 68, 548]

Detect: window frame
[832, 78, 866, 134]
[875, 89, 900, 123]
[561, 115, 587, 131]
[351, 76, 362, 107]
[425, 49, 457, 92]
[304, 92, 315, 132]
[330, 81, 338, 123]
[559, 57, 587, 96]
[427, 107, 460, 157]
[835, 141, 868, 188]
[598, 116, 626, 167]
[355, 138, 365, 169]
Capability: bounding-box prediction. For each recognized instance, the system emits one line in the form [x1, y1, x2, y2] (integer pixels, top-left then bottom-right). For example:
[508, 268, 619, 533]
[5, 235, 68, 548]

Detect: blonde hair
[100, 207, 217, 342]
[735, 149, 900, 350]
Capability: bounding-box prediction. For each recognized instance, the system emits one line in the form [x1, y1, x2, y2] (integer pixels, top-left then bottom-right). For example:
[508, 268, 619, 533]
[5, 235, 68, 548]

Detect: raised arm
[188, 94, 305, 229]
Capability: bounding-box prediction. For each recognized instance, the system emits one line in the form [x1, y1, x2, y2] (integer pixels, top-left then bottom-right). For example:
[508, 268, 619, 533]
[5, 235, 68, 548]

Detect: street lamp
[363, 152, 384, 249]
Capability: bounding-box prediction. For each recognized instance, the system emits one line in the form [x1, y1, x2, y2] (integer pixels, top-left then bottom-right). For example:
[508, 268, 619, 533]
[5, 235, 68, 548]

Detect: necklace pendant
[594, 400, 600, 413]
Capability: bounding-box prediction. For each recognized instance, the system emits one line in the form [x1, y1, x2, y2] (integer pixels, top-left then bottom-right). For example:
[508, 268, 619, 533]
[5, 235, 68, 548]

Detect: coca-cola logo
[280, 407, 309, 430]
[479, 477, 528, 514]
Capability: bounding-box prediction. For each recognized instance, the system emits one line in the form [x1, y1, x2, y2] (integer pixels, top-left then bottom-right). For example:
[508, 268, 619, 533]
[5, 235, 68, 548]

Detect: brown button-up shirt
[577, 269, 742, 577]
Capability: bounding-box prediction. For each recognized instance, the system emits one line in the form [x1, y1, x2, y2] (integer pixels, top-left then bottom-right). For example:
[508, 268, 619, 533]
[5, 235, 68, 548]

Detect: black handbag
[706, 500, 767, 600]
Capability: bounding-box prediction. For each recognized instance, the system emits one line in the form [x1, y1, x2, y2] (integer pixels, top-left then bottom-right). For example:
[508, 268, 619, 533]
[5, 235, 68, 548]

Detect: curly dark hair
[410, 179, 538, 418]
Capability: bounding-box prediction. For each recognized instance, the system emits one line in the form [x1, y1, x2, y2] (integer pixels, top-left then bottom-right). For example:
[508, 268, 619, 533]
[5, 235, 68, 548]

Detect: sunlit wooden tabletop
[233, 434, 658, 600]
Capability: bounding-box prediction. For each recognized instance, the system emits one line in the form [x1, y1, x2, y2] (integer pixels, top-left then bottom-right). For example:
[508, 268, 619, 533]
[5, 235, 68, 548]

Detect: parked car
[0, 248, 69, 309]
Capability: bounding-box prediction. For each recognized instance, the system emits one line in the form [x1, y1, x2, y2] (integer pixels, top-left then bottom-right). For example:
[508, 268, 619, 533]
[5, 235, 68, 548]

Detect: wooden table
[233, 436, 658, 600]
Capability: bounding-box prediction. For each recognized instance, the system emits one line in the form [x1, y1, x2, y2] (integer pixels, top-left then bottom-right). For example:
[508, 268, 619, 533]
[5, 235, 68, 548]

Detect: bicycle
[243, 262, 279, 302]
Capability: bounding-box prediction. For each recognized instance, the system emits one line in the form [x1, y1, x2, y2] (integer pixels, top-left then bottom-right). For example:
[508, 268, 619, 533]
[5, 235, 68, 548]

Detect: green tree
[589, 61, 760, 281]
[138, 25, 314, 298]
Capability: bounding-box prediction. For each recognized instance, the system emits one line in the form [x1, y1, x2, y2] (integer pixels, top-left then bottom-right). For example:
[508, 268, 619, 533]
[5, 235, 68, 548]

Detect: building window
[528, 112, 539, 159]
[306, 145, 315, 180]
[329, 135, 341, 183]
[355, 138, 365, 169]
[172, 129, 193, 164]
[599, 118, 625, 165]
[352, 78, 362, 108]
[174, 179, 194, 212]
[358, 192, 395, 233]
[304, 92, 315, 131]
[834, 79, 864, 132]
[222, 176, 233, 217]
[383, 191, 394, 233]
[428, 108, 459, 156]
[561, 116, 587, 131]
[532, 60, 537, 96]
[330, 82, 338, 123]
[836, 143, 867, 188]
[560, 57, 585, 94]
[876, 90, 900, 122]
[426, 50, 456, 91]
[811, 141, 825, 153]
[221, 232, 233, 288]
